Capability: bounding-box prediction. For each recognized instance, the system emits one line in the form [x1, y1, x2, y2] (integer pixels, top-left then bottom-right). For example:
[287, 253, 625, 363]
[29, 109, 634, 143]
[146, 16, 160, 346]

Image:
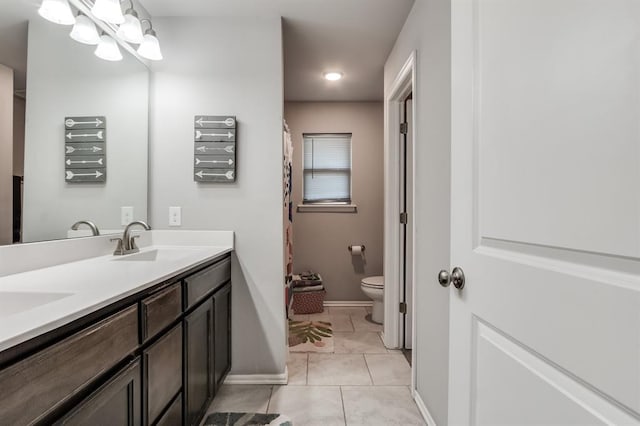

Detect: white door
[449, 0, 640, 424]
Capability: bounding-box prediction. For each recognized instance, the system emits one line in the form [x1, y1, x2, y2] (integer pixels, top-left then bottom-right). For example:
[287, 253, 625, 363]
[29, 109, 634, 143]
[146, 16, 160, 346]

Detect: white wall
[0, 64, 13, 245]
[148, 17, 286, 376]
[384, 0, 451, 424]
[23, 19, 148, 243]
[285, 102, 384, 301]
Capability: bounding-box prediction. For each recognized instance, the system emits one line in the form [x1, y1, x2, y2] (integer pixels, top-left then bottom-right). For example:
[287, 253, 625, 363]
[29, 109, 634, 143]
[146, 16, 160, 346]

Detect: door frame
[383, 51, 416, 377]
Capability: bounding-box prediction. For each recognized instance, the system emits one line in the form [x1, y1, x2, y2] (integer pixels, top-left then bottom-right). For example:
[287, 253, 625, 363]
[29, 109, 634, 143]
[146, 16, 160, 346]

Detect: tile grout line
[339, 386, 348, 426]
[362, 353, 376, 386]
[265, 385, 274, 414]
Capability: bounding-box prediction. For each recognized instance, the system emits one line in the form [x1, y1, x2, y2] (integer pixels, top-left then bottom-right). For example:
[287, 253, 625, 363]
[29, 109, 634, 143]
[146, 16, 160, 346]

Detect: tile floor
[204, 307, 425, 426]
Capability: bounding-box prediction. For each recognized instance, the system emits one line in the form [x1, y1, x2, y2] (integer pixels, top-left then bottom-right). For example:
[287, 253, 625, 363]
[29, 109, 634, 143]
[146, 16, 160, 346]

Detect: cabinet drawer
[0, 305, 138, 425]
[155, 393, 182, 426]
[55, 358, 141, 426]
[142, 283, 181, 342]
[184, 257, 231, 309]
[144, 324, 182, 424]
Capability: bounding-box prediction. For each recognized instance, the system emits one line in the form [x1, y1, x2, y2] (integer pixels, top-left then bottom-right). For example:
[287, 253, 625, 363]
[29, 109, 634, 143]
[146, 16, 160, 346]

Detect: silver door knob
[438, 270, 451, 287]
[438, 267, 466, 290]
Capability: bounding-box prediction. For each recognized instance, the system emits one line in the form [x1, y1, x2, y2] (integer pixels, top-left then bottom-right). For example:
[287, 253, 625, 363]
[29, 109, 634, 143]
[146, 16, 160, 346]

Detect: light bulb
[70, 14, 100, 45]
[95, 34, 123, 61]
[91, 0, 125, 25]
[323, 72, 343, 81]
[137, 31, 163, 61]
[38, 0, 75, 25]
[116, 9, 144, 44]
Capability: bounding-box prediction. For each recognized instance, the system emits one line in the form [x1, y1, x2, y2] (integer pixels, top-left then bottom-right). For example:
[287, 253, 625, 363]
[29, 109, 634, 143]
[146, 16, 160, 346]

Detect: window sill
[297, 204, 358, 213]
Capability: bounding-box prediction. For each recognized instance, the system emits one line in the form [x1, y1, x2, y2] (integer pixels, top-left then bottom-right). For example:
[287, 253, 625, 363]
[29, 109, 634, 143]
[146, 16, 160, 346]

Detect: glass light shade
[137, 33, 163, 61]
[91, 0, 125, 24]
[116, 12, 144, 44]
[94, 35, 123, 61]
[38, 0, 75, 25]
[70, 15, 100, 45]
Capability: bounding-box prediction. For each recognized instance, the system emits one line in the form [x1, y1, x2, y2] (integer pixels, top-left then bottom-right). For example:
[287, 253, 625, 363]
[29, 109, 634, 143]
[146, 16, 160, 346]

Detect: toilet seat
[361, 276, 383, 289]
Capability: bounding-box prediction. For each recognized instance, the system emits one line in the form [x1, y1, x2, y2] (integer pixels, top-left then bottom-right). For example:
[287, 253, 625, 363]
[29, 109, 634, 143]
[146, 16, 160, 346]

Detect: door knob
[438, 270, 451, 287]
[438, 267, 466, 290]
[451, 267, 465, 289]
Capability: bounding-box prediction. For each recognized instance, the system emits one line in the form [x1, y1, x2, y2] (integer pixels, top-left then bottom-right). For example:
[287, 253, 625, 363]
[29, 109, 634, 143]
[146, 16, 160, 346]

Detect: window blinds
[303, 134, 352, 203]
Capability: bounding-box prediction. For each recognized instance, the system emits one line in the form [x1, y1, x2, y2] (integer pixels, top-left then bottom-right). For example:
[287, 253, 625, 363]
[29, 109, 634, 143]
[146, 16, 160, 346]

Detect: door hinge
[400, 122, 408, 134]
[399, 302, 407, 314]
[400, 212, 408, 224]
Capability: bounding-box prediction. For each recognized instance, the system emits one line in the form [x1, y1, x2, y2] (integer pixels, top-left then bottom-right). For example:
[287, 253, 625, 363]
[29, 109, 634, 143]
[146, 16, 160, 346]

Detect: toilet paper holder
[348, 245, 365, 252]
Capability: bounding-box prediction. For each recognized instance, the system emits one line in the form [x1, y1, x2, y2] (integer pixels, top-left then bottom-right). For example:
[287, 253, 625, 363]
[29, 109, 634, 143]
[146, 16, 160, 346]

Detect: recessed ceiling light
[323, 72, 343, 81]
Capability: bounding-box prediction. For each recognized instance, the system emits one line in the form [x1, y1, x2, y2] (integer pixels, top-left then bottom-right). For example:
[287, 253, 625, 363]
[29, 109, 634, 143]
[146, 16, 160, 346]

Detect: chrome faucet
[112, 221, 151, 255]
[71, 220, 100, 236]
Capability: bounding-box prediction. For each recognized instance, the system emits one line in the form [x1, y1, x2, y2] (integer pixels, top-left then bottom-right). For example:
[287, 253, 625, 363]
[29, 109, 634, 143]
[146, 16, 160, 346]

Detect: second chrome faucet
[112, 221, 151, 255]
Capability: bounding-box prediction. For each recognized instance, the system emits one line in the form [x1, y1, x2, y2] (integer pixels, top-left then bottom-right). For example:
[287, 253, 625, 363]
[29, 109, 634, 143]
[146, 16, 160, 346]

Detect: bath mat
[288, 319, 334, 353]
[203, 412, 292, 426]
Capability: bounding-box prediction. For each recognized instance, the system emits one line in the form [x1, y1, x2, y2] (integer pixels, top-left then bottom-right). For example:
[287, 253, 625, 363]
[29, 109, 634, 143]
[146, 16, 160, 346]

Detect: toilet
[360, 276, 384, 324]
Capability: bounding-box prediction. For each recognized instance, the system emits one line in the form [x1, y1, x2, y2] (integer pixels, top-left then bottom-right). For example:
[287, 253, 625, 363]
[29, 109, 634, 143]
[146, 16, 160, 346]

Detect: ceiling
[138, 0, 415, 101]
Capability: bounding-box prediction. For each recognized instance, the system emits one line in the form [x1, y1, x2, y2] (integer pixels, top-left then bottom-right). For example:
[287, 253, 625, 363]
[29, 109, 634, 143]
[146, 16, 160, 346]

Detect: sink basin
[112, 248, 201, 262]
[0, 291, 74, 318]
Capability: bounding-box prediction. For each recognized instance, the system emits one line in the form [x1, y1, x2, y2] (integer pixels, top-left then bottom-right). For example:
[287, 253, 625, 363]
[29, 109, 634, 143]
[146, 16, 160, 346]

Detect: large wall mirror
[0, 0, 149, 245]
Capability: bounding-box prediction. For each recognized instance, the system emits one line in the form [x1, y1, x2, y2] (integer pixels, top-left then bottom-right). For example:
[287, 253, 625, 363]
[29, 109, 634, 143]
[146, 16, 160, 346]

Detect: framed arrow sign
[194, 115, 236, 182]
[65, 116, 106, 183]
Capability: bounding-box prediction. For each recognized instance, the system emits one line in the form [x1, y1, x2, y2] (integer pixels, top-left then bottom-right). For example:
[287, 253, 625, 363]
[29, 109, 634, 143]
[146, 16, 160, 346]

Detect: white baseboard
[412, 389, 437, 426]
[224, 367, 288, 385]
[323, 301, 373, 307]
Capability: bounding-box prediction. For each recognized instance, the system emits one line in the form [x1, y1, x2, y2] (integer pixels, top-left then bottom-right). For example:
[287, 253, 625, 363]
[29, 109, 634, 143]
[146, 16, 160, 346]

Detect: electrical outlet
[169, 206, 181, 226]
[121, 206, 133, 226]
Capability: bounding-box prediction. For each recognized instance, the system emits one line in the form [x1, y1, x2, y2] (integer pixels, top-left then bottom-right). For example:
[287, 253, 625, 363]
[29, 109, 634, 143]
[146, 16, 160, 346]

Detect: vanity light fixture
[91, 0, 125, 25]
[95, 33, 123, 61]
[116, 1, 144, 44]
[323, 72, 343, 81]
[38, 0, 76, 25]
[69, 12, 100, 45]
[137, 19, 163, 61]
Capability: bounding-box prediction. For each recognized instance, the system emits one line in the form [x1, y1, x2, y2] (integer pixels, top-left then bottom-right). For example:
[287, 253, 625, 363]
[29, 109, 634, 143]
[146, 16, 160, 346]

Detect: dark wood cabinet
[0, 253, 232, 426]
[184, 298, 214, 426]
[0, 305, 138, 425]
[144, 324, 182, 425]
[155, 393, 182, 426]
[55, 359, 141, 426]
[213, 283, 232, 391]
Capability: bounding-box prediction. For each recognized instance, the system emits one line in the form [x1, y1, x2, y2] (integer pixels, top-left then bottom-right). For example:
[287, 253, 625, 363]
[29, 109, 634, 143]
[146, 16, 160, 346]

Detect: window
[303, 133, 352, 204]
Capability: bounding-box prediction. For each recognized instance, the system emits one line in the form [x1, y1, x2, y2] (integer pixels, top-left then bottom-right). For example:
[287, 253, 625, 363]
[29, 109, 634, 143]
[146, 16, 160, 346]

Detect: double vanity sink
[0, 230, 234, 425]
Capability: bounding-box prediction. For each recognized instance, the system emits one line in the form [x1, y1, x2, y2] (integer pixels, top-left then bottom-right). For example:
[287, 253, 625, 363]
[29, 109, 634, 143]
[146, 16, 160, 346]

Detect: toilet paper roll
[350, 245, 363, 255]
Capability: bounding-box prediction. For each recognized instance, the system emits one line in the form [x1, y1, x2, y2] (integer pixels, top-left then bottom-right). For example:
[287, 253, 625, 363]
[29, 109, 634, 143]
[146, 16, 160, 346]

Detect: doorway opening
[383, 50, 416, 382]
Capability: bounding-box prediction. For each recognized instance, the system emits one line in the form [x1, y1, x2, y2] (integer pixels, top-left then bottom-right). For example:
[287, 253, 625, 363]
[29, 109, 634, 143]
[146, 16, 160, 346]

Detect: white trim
[323, 301, 373, 307]
[224, 367, 288, 385]
[413, 389, 437, 426]
[383, 50, 417, 352]
[297, 204, 358, 213]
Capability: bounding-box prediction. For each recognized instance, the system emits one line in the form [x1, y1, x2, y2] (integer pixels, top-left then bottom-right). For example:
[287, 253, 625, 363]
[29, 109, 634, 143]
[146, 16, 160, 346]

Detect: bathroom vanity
[0, 231, 234, 426]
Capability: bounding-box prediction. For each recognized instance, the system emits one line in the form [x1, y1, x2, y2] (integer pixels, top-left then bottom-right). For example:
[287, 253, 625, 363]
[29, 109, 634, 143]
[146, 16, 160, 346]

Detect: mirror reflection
[0, 1, 149, 245]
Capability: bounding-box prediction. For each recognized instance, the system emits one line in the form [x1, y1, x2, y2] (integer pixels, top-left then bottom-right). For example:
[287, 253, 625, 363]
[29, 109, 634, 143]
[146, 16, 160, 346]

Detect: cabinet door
[213, 283, 231, 392]
[144, 323, 182, 425]
[184, 299, 214, 426]
[55, 359, 141, 426]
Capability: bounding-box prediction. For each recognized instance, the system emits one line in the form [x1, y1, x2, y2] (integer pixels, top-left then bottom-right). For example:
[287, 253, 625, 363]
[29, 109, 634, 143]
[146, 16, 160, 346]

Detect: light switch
[169, 206, 181, 226]
[121, 206, 133, 226]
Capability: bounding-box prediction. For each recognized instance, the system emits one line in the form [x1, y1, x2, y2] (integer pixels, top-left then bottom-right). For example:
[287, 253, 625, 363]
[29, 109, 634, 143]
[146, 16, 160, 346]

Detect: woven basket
[291, 290, 326, 314]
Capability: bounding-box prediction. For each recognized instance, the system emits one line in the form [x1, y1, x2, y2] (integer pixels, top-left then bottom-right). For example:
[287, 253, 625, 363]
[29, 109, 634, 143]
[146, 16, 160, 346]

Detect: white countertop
[0, 231, 234, 353]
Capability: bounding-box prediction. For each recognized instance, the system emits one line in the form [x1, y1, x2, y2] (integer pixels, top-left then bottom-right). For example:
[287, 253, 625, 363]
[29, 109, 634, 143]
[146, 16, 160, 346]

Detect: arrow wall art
[65, 116, 106, 183]
[193, 115, 237, 182]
